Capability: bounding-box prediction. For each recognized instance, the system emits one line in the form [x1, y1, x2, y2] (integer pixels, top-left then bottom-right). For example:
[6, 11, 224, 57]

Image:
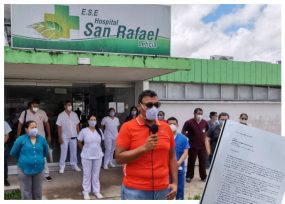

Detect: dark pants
[186, 148, 207, 180]
[4, 145, 9, 182]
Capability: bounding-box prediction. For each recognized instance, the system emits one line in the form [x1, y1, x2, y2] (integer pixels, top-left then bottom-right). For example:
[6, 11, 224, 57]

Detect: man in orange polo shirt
[116, 90, 178, 200]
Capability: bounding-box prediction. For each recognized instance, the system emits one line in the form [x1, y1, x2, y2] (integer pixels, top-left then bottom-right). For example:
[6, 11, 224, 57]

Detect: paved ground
[5, 164, 208, 200]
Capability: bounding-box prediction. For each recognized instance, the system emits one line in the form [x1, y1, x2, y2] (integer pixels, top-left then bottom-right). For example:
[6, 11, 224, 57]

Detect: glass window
[167, 83, 185, 99]
[205, 84, 221, 100]
[238, 86, 253, 100]
[268, 87, 281, 101]
[221, 85, 237, 100]
[149, 83, 166, 99]
[253, 86, 268, 100]
[185, 84, 203, 99]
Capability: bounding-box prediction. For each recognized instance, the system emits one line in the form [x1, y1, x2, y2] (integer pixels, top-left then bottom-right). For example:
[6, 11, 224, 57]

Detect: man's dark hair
[25, 120, 36, 129]
[158, 111, 165, 116]
[239, 113, 248, 119]
[209, 111, 217, 118]
[167, 117, 178, 124]
[218, 112, 230, 119]
[194, 108, 203, 114]
[138, 90, 158, 104]
[64, 100, 72, 106]
[108, 108, 115, 112]
[31, 99, 40, 105]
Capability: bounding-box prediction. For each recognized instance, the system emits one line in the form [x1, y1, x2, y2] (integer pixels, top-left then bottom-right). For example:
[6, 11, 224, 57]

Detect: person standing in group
[56, 100, 81, 173]
[101, 108, 120, 169]
[167, 117, 190, 200]
[78, 114, 104, 200]
[10, 121, 49, 200]
[16, 99, 53, 182]
[239, 113, 249, 125]
[207, 112, 218, 129]
[116, 90, 177, 200]
[124, 106, 139, 122]
[207, 112, 229, 167]
[4, 121, 12, 186]
[157, 111, 167, 123]
[182, 108, 209, 183]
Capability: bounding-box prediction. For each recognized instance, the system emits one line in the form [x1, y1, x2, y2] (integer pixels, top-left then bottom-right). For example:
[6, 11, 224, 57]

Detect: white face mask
[88, 120, 97, 127]
[32, 107, 39, 113]
[110, 111, 115, 117]
[131, 110, 137, 116]
[196, 114, 203, 121]
[28, 128, 38, 136]
[145, 106, 159, 121]
[67, 106, 72, 112]
[158, 115, 164, 121]
[170, 124, 178, 133]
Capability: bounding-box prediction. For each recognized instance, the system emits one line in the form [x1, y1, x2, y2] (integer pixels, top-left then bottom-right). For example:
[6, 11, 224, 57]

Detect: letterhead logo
[30, 5, 79, 39]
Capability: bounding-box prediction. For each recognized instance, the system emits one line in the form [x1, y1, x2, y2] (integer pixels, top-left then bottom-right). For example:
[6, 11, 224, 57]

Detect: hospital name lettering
[84, 24, 160, 41]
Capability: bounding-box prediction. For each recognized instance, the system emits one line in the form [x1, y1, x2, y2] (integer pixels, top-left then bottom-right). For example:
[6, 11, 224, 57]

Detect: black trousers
[186, 148, 207, 180]
[4, 145, 9, 181]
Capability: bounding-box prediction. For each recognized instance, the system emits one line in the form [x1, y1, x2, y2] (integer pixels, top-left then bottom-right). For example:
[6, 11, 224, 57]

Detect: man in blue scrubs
[167, 117, 190, 200]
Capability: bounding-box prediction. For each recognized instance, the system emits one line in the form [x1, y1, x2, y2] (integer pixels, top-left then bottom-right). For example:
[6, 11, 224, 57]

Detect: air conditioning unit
[210, 55, 234, 61]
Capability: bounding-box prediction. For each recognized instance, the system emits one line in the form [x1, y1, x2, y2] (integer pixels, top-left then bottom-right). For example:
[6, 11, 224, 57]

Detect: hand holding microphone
[143, 124, 158, 151]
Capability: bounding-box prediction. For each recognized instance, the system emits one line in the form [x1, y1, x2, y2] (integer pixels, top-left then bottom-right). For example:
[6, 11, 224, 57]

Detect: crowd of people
[4, 90, 250, 200]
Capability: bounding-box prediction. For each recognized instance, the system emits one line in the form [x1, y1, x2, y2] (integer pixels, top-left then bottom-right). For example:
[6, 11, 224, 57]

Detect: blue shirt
[175, 133, 190, 168]
[10, 134, 48, 176]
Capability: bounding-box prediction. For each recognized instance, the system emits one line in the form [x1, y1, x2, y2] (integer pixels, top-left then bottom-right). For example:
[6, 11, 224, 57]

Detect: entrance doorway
[4, 83, 135, 168]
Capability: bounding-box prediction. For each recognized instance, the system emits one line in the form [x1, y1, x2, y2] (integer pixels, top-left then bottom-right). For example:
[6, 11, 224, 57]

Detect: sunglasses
[141, 102, 161, 109]
[241, 118, 248, 120]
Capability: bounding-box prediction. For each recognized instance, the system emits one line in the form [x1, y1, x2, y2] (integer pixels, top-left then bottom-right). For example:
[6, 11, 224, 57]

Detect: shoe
[94, 192, 104, 199]
[109, 162, 116, 168]
[186, 178, 191, 183]
[73, 165, 81, 172]
[59, 167, 65, 174]
[4, 180, 10, 186]
[83, 193, 90, 200]
[45, 176, 52, 182]
[103, 165, 109, 170]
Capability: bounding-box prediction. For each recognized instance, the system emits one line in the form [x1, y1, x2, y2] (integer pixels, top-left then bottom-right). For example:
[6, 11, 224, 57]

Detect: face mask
[28, 128, 38, 136]
[158, 115, 164, 121]
[131, 111, 137, 116]
[170, 124, 178, 133]
[88, 120, 97, 127]
[110, 111, 115, 117]
[67, 106, 72, 111]
[196, 114, 203, 121]
[240, 119, 247, 124]
[145, 106, 159, 121]
[32, 107, 39, 113]
[219, 120, 224, 126]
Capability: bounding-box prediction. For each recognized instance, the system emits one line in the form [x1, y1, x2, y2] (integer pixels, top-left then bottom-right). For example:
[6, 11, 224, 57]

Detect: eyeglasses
[241, 118, 248, 120]
[141, 102, 161, 109]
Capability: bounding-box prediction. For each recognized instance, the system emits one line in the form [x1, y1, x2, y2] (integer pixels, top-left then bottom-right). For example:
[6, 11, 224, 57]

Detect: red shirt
[116, 116, 175, 191]
[182, 118, 209, 150]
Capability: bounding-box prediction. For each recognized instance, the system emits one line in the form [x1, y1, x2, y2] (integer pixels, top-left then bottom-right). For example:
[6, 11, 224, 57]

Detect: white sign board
[11, 4, 170, 55]
[201, 120, 285, 204]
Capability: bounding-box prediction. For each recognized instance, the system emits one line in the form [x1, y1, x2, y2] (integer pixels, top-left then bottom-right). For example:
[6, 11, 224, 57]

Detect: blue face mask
[146, 106, 159, 121]
[110, 111, 115, 117]
[28, 128, 38, 136]
[88, 120, 97, 127]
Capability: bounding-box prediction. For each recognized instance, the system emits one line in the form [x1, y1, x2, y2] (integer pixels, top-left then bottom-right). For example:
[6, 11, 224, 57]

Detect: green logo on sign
[30, 5, 79, 39]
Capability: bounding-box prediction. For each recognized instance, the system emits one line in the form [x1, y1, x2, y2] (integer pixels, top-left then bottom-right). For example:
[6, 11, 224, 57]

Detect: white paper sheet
[201, 120, 285, 204]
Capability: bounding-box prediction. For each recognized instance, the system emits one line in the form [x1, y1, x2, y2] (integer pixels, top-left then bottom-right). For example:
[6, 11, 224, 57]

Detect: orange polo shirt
[116, 116, 175, 191]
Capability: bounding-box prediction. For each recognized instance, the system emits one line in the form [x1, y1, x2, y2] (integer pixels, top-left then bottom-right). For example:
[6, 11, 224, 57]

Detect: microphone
[149, 124, 158, 134]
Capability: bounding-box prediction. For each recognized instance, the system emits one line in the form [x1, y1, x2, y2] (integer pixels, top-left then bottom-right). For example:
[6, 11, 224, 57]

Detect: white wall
[160, 101, 281, 135]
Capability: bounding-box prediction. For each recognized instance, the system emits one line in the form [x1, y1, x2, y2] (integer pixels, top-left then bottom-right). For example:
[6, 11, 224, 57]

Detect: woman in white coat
[78, 114, 104, 200]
